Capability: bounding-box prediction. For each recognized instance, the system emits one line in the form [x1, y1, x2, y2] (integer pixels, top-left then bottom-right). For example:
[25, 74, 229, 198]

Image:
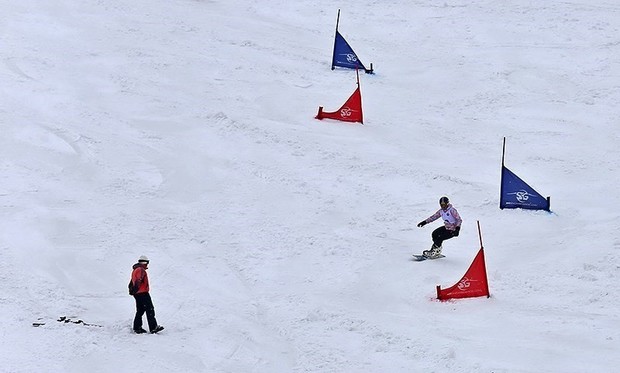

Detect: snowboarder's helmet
[138, 255, 150, 263]
[439, 196, 449, 208]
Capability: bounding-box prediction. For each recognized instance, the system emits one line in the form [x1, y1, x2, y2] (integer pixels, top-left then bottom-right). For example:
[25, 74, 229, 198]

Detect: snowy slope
[1, 0, 619, 372]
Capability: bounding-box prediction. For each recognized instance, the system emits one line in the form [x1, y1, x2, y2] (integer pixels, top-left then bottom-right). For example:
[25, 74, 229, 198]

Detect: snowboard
[412, 254, 445, 262]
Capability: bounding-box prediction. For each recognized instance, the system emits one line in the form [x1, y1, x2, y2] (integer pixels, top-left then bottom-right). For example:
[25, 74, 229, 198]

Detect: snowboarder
[129, 255, 164, 334]
[417, 196, 462, 258]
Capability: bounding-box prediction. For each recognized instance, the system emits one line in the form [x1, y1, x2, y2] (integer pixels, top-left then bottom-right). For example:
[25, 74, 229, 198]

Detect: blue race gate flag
[500, 166, 550, 211]
[331, 10, 373, 74]
[332, 31, 371, 72]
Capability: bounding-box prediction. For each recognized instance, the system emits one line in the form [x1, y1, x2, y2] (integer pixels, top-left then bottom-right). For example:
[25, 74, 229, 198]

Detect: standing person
[417, 196, 462, 258]
[129, 255, 164, 334]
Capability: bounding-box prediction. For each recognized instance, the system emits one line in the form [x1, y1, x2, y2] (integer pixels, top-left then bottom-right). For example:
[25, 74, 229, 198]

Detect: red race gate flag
[316, 70, 364, 124]
[436, 221, 490, 301]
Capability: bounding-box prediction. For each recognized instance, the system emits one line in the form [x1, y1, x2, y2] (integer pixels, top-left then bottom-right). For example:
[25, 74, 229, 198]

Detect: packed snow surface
[1, 1, 619, 372]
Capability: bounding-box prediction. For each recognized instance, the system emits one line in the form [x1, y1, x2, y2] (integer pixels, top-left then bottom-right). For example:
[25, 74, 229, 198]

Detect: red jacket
[130, 263, 150, 294]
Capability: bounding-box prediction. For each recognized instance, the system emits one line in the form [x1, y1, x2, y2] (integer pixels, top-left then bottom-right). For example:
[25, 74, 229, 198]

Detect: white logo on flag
[508, 190, 535, 202]
[458, 277, 471, 291]
[345, 54, 358, 63]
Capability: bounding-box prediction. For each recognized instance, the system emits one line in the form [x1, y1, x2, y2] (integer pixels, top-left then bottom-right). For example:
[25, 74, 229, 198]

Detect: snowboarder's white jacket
[423, 204, 462, 231]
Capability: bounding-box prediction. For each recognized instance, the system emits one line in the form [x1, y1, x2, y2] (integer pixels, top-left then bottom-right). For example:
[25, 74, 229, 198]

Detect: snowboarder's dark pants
[432, 226, 457, 247]
[133, 292, 158, 332]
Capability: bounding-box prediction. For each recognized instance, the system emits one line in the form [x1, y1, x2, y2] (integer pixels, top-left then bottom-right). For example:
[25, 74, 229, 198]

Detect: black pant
[432, 226, 457, 247]
[133, 292, 158, 331]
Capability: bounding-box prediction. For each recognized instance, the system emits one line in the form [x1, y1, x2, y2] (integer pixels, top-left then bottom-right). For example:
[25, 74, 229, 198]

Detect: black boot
[150, 325, 164, 334]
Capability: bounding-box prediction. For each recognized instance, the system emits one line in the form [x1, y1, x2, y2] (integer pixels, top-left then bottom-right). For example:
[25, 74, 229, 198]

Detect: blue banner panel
[500, 166, 550, 211]
[332, 31, 367, 71]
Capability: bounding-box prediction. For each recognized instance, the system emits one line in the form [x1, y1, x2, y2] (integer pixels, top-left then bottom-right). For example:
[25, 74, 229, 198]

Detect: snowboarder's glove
[417, 220, 426, 227]
[453, 226, 460, 236]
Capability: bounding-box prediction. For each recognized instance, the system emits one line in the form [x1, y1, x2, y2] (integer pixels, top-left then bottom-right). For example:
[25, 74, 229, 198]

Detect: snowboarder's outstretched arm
[417, 209, 442, 227]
